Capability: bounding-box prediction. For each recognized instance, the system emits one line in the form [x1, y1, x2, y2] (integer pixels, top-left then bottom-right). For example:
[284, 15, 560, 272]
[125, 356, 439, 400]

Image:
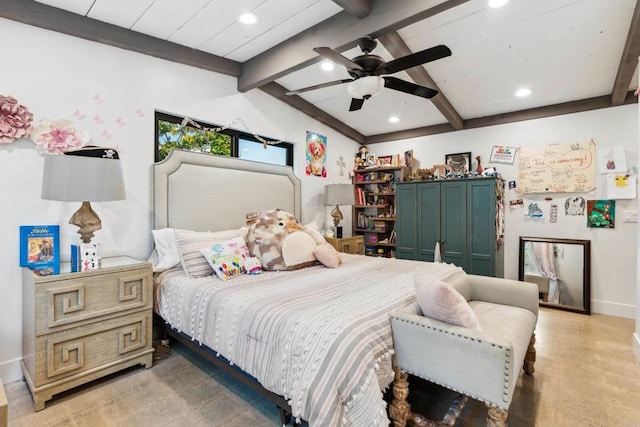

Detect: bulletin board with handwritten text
[517, 140, 595, 193]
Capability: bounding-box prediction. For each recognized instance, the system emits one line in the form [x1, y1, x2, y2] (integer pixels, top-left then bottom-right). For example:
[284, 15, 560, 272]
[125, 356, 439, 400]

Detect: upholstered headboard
[153, 149, 301, 232]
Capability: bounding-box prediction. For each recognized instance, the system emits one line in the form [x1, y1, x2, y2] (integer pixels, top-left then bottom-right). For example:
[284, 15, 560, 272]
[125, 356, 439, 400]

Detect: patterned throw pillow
[174, 229, 247, 278]
[200, 236, 250, 280]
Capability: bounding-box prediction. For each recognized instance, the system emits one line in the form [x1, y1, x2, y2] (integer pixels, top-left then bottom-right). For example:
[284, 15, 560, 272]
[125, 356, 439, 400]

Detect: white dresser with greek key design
[21, 256, 153, 410]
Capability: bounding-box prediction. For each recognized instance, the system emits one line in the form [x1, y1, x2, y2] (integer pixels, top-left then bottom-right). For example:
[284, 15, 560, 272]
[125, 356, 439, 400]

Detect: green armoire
[395, 178, 504, 277]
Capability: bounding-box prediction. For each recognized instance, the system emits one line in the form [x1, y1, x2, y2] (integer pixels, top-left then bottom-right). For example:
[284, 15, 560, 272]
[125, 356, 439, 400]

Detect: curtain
[528, 242, 559, 303]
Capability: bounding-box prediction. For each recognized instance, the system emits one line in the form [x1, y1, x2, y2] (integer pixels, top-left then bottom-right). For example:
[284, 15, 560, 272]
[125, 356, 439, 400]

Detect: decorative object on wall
[524, 200, 544, 220]
[30, 119, 90, 154]
[517, 140, 595, 193]
[0, 95, 33, 143]
[564, 196, 586, 215]
[306, 131, 327, 177]
[550, 204, 558, 223]
[597, 145, 626, 173]
[445, 152, 471, 174]
[509, 199, 524, 208]
[587, 200, 615, 228]
[489, 146, 516, 164]
[336, 155, 346, 176]
[179, 116, 287, 149]
[41, 147, 126, 243]
[508, 181, 516, 189]
[604, 173, 636, 199]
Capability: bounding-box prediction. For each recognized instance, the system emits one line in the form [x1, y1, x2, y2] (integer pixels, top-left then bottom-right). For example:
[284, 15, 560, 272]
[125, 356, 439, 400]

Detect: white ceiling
[28, 0, 640, 140]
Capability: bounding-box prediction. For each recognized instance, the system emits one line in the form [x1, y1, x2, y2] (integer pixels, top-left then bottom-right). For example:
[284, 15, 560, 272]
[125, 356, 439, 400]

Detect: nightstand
[325, 235, 365, 255]
[21, 256, 153, 411]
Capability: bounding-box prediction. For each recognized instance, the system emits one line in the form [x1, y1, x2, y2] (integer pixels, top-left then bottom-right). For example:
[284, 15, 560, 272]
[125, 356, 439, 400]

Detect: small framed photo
[445, 152, 471, 174]
[366, 153, 377, 167]
[378, 155, 392, 167]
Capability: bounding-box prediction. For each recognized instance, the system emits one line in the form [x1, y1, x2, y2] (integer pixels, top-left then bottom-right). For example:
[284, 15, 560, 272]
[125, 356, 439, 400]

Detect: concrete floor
[5, 308, 640, 426]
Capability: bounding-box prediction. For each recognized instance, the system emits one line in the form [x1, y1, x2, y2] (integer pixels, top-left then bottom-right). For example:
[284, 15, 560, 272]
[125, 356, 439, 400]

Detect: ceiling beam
[0, 0, 241, 77]
[238, 0, 471, 92]
[366, 91, 638, 144]
[611, 0, 640, 105]
[331, 0, 372, 18]
[259, 83, 366, 144]
[378, 31, 464, 130]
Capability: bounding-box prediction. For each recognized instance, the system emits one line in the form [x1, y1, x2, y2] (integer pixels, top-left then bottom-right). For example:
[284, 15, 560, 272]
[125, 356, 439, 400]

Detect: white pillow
[175, 228, 248, 278]
[414, 267, 481, 330]
[149, 228, 182, 272]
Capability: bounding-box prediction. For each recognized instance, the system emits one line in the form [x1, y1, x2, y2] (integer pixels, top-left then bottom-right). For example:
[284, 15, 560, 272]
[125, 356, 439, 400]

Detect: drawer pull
[118, 321, 146, 354]
[118, 277, 144, 302]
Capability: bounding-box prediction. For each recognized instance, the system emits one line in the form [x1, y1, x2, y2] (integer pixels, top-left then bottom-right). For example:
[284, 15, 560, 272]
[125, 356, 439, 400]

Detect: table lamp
[324, 183, 354, 238]
[41, 147, 125, 243]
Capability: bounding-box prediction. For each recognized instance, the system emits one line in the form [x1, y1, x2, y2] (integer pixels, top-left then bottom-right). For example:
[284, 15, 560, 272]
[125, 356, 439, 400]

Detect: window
[155, 111, 293, 167]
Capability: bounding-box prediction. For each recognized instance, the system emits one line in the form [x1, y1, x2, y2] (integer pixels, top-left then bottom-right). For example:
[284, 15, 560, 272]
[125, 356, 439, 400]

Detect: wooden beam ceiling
[0, 0, 241, 77]
[611, 0, 640, 105]
[378, 31, 464, 130]
[331, 0, 372, 18]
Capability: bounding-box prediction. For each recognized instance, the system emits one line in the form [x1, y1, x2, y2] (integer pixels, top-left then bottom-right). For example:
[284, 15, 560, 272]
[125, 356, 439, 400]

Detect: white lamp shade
[325, 183, 355, 206]
[347, 76, 384, 99]
[41, 154, 125, 202]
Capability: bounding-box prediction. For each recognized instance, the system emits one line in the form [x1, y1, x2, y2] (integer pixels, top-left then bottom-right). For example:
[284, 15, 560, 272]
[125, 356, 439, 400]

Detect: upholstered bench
[390, 270, 538, 427]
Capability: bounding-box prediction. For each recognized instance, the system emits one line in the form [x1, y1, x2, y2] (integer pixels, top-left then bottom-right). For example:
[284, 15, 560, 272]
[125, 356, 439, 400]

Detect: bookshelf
[352, 165, 407, 257]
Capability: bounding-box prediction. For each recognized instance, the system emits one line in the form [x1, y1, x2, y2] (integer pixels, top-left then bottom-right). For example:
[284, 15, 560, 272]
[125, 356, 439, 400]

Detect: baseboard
[590, 299, 635, 319]
[0, 358, 23, 384]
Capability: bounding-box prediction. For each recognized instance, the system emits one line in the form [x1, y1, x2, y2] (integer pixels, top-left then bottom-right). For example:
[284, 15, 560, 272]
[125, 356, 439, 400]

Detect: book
[71, 243, 101, 272]
[19, 225, 60, 274]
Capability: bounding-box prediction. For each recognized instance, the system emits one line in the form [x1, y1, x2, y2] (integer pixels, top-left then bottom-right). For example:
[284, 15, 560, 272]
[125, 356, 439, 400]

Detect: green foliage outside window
[157, 120, 231, 160]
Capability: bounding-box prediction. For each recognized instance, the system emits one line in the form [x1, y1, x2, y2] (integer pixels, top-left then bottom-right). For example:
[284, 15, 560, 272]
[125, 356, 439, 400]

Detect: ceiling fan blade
[382, 44, 452, 74]
[383, 76, 439, 99]
[285, 79, 353, 95]
[313, 47, 364, 71]
[349, 98, 365, 111]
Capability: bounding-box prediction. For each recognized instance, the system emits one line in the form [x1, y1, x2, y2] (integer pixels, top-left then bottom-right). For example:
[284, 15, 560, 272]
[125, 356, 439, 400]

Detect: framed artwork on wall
[445, 152, 471, 174]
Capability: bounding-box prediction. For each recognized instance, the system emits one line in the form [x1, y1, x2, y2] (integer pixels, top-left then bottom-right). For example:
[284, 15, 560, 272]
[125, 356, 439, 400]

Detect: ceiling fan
[285, 36, 452, 111]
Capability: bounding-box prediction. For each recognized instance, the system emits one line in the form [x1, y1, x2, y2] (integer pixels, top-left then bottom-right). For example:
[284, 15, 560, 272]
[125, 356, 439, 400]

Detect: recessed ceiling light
[488, 0, 509, 8]
[388, 116, 400, 123]
[238, 12, 258, 25]
[515, 88, 532, 97]
[321, 61, 335, 71]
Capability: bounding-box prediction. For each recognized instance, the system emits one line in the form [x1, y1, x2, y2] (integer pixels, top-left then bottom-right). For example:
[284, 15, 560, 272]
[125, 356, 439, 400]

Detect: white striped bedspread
[154, 254, 463, 426]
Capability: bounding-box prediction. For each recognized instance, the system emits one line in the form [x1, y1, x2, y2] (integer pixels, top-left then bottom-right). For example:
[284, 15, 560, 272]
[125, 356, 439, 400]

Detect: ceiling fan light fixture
[320, 60, 335, 71]
[347, 76, 384, 99]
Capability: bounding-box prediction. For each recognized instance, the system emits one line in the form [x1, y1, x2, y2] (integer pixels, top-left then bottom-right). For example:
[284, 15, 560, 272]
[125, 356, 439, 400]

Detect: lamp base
[69, 201, 102, 244]
[336, 226, 343, 238]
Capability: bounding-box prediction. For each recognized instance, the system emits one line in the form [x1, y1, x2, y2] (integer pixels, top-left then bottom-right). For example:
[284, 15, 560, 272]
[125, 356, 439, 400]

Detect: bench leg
[389, 368, 467, 427]
[486, 405, 508, 427]
[524, 331, 536, 375]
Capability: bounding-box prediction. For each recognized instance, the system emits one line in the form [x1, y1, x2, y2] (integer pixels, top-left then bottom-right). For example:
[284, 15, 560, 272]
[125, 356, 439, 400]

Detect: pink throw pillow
[414, 267, 481, 330]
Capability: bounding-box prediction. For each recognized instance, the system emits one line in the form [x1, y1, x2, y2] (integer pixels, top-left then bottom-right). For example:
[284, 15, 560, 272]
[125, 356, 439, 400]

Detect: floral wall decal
[30, 119, 90, 154]
[0, 95, 34, 143]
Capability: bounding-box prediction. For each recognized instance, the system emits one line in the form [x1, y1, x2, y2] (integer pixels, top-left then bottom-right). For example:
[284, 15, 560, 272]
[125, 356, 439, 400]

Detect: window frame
[154, 111, 294, 167]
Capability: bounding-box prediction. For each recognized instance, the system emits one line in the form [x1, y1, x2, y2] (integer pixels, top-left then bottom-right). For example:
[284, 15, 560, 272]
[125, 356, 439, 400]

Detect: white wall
[371, 105, 638, 320]
[0, 19, 359, 382]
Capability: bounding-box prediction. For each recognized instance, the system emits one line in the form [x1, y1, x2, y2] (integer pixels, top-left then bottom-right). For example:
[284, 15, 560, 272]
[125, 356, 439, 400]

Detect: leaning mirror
[518, 237, 591, 314]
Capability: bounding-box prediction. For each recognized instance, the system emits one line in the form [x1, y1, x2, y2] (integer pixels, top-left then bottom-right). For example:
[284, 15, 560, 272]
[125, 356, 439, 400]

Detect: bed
[152, 150, 463, 426]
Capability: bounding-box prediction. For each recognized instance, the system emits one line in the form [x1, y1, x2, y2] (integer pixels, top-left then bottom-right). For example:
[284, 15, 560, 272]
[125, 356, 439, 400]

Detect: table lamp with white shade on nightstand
[324, 183, 354, 238]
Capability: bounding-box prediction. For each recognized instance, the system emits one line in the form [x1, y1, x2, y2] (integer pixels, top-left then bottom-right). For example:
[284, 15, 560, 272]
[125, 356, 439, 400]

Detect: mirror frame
[518, 236, 591, 314]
